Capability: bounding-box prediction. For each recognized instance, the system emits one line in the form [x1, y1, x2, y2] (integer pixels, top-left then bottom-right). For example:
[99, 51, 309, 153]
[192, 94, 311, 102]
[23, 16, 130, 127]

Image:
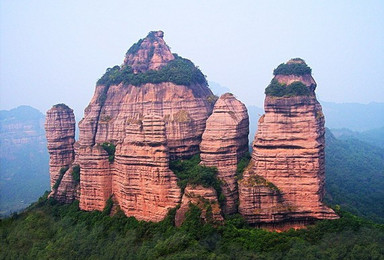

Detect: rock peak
[267, 58, 317, 95]
[149, 30, 164, 38]
[124, 30, 174, 73]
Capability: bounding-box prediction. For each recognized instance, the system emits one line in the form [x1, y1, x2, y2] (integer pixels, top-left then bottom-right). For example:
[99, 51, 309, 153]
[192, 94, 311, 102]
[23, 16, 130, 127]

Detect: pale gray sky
[1, 0, 383, 119]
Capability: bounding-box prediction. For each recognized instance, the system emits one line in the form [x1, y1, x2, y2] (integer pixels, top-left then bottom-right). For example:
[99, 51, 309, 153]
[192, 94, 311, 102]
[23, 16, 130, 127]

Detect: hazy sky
[1, 0, 383, 119]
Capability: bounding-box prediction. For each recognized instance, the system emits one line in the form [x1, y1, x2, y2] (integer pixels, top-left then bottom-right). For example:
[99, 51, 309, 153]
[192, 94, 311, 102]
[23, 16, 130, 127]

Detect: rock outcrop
[200, 93, 249, 214]
[79, 31, 214, 159]
[75, 31, 213, 220]
[124, 31, 175, 73]
[45, 104, 76, 189]
[112, 115, 180, 221]
[175, 184, 224, 227]
[45, 33, 338, 229]
[239, 59, 338, 229]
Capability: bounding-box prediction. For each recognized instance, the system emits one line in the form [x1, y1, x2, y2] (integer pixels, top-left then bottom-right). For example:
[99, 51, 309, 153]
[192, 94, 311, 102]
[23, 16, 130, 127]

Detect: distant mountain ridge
[0, 106, 49, 216]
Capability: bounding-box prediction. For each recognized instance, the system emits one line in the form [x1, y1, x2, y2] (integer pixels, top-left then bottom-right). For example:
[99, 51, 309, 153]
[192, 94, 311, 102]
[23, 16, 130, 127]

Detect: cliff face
[79, 31, 214, 159]
[112, 115, 180, 221]
[200, 93, 249, 214]
[45, 104, 76, 189]
[75, 31, 213, 220]
[239, 59, 338, 228]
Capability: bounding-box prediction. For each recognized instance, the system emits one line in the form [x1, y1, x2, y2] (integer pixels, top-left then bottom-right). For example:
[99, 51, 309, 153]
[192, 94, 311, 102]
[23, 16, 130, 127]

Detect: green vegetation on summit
[265, 79, 311, 97]
[273, 59, 312, 76]
[97, 55, 207, 87]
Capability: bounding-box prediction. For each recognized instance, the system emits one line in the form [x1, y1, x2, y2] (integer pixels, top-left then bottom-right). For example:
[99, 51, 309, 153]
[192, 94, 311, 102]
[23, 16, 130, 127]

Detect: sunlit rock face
[45, 104, 79, 203]
[200, 93, 249, 215]
[74, 31, 214, 221]
[45, 104, 76, 189]
[239, 59, 338, 229]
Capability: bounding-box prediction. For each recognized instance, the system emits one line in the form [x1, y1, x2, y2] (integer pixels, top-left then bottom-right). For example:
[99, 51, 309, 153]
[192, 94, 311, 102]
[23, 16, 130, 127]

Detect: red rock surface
[239, 59, 338, 227]
[52, 165, 80, 203]
[77, 144, 113, 211]
[175, 184, 224, 227]
[45, 104, 76, 189]
[200, 93, 249, 214]
[124, 31, 175, 73]
[112, 115, 181, 221]
[76, 31, 214, 220]
[79, 32, 214, 159]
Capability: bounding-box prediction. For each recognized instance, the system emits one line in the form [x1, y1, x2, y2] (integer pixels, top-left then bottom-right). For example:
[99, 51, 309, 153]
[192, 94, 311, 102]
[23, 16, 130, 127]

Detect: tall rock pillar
[200, 93, 249, 214]
[45, 104, 76, 193]
[239, 59, 338, 229]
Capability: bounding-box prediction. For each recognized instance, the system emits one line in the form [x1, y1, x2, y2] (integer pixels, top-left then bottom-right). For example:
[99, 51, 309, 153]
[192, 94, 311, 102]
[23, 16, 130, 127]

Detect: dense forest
[325, 130, 384, 224]
[1, 195, 383, 259]
[97, 54, 207, 88]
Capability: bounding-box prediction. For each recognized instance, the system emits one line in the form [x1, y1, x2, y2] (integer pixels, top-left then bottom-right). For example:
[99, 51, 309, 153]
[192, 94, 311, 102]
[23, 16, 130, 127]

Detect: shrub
[53, 166, 69, 190]
[96, 55, 207, 87]
[236, 152, 251, 180]
[101, 142, 116, 163]
[103, 197, 113, 215]
[273, 61, 312, 76]
[265, 79, 311, 97]
[53, 103, 70, 110]
[71, 165, 80, 183]
[170, 155, 222, 201]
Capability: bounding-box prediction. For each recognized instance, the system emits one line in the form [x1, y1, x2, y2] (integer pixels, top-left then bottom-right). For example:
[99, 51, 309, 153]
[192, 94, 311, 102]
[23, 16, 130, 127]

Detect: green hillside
[1, 196, 383, 259]
[325, 129, 384, 223]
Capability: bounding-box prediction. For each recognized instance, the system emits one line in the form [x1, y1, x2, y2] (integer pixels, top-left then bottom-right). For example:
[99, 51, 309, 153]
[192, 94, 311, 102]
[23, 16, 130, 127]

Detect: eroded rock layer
[112, 115, 181, 221]
[76, 31, 213, 220]
[78, 144, 112, 211]
[45, 104, 76, 189]
[79, 31, 214, 159]
[200, 93, 249, 214]
[239, 59, 338, 227]
[175, 184, 224, 227]
[52, 165, 80, 203]
[124, 30, 175, 73]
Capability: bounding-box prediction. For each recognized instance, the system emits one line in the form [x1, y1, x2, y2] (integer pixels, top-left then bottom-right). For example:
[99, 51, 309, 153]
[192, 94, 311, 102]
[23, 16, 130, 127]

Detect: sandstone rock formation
[45, 104, 76, 189]
[200, 93, 249, 214]
[175, 184, 224, 227]
[75, 31, 214, 220]
[79, 115, 181, 220]
[79, 31, 214, 159]
[124, 31, 175, 73]
[112, 115, 180, 221]
[45, 33, 338, 229]
[239, 59, 338, 229]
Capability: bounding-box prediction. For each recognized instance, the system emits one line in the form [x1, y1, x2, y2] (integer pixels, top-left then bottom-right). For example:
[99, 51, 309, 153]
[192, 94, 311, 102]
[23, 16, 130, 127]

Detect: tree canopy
[97, 55, 207, 87]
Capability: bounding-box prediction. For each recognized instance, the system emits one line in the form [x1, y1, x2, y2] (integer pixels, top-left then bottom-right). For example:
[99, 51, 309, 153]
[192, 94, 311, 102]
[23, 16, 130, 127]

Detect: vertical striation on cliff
[75, 31, 214, 220]
[45, 104, 79, 202]
[239, 59, 338, 229]
[45, 104, 76, 189]
[113, 115, 181, 221]
[79, 30, 214, 159]
[200, 93, 249, 214]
